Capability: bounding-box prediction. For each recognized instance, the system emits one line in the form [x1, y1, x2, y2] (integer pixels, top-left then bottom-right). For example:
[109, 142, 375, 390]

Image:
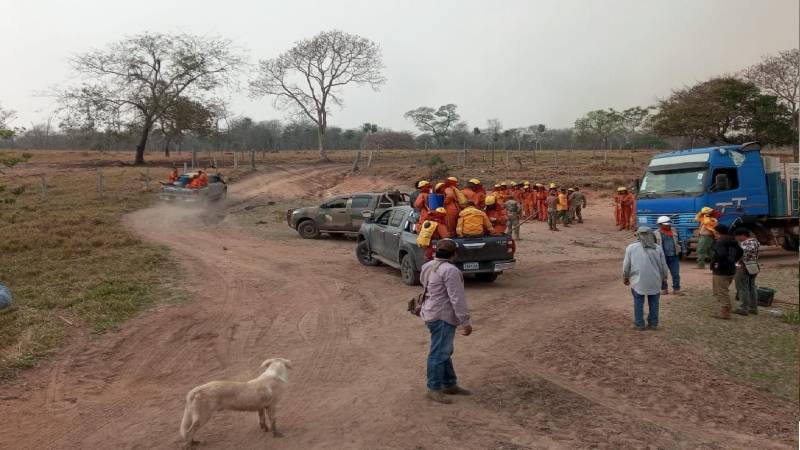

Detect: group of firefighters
[165, 168, 209, 189]
[412, 177, 591, 251]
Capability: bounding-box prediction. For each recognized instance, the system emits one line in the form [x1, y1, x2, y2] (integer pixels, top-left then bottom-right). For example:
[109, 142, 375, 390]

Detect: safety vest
[416, 220, 437, 247]
[458, 207, 488, 236]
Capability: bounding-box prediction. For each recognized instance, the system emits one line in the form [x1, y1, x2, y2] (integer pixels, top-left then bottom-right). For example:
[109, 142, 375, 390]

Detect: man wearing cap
[535, 184, 548, 221]
[623, 227, 669, 330]
[484, 195, 508, 235]
[654, 216, 682, 295]
[694, 207, 718, 269]
[546, 186, 560, 231]
[462, 178, 486, 209]
[557, 188, 571, 227]
[419, 239, 473, 404]
[414, 181, 433, 227]
[505, 195, 522, 240]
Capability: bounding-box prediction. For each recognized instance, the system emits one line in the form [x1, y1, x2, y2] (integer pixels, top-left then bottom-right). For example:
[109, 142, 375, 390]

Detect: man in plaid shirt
[734, 228, 761, 315]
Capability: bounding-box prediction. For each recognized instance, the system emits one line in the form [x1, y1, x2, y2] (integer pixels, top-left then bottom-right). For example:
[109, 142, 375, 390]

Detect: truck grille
[637, 213, 698, 251]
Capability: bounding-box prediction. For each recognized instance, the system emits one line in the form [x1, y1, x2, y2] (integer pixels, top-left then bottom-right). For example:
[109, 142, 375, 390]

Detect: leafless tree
[486, 118, 503, 142]
[404, 104, 460, 147]
[58, 33, 244, 164]
[250, 30, 385, 161]
[742, 49, 799, 144]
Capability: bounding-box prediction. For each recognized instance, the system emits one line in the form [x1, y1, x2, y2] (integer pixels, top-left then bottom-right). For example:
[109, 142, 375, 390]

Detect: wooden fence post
[40, 175, 47, 201]
[351, 151, 361, 174]
[234, 151, 239, 169]
[250, 150, 256, 170]
[96, 171, 104, 196]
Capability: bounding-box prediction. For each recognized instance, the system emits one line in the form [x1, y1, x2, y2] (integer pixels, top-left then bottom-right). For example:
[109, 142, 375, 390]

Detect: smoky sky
[2, 0, 798, 132]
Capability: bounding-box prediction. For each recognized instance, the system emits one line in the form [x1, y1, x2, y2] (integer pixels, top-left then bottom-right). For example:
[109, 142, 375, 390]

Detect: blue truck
[636, 142, 799, 254]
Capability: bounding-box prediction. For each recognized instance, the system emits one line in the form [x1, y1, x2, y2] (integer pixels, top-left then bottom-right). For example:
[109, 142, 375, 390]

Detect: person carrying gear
[522, 182, 535, 220]
[456, 202, 495, 237]
[557, 188, 571, 227]
[414, 181, 433, 227]
[546, 187, 560, 231]
[188, 170, 208, 189]
[462, 178, 486, 209]
[654, 215, 682, 295]
[410, 179, 425, 213]
[569, 187, 587, 224]
[495, 182, 509, 207]
[443, 178, 461, 235]
[418, 207, 452, 260]
[618, 187, 635, 231]
[484, 195, 508, 235]
[167, 168, 179, 184]
[614, 187, 625, 228]
[694, 206, 718, 269]
[505, 197, 522, 240]
[535, 184, 548, 221]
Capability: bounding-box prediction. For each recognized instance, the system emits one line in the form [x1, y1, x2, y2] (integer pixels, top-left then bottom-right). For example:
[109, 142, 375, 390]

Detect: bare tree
[250, 30, 385, 161]
[58, 33, 243, 164]
[742, 49, 799, 145]
[404, 104, 460, 147]
[486, 118, 503, 143]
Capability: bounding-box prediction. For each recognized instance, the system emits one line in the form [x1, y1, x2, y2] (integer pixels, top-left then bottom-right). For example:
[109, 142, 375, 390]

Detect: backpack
[416, 220, 437, 247]
[452, 187, 469, 207]
[408, 260, 445, 316]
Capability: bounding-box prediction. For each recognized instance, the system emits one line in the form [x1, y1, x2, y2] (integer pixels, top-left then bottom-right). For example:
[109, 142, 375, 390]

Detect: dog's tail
[179, 391, 195, 440]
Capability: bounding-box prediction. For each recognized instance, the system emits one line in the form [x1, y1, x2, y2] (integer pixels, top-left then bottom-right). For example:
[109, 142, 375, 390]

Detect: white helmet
[657, 216, 672, 225]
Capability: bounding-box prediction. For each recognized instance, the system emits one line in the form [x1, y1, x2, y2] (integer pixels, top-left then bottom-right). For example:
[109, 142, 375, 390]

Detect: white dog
[180, 358, 291, 447]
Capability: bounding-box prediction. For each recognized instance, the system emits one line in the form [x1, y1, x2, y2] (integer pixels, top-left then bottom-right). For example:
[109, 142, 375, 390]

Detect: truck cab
[636, 143, 799, 253]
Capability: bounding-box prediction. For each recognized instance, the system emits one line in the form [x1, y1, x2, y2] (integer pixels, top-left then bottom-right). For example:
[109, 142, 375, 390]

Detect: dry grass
[661, 265, 799, 401]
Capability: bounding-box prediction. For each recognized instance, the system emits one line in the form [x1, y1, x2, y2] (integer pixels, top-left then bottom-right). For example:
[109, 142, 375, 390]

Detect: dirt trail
[0, 164, 796, 450]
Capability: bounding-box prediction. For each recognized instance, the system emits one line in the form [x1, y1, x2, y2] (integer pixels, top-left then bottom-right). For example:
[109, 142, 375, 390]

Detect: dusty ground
[0, 160, 798, 449]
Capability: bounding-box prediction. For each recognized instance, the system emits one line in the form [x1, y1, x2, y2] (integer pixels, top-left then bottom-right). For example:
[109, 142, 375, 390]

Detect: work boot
[443, 385, 472, 396]
[634, 325, 647, 331]
[733, 308, 749, 316]
[712, 307, 731, 320]
[673, 289, 684, 296]
[661, 289, 669, 295]
[647, 324, 659, 331]
[426, 390, 452, 404]
[749, 308, 758, 315]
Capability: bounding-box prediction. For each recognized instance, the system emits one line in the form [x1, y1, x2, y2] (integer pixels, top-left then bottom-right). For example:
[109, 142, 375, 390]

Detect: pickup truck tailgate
[454, 237, 511, 260]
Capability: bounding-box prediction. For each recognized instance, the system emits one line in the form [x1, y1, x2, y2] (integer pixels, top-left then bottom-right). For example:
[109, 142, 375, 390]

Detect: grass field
[661, 265, 799, 401]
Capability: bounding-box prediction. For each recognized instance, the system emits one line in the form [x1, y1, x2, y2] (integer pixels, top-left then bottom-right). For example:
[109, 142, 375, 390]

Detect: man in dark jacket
[710, 225, 743, 319]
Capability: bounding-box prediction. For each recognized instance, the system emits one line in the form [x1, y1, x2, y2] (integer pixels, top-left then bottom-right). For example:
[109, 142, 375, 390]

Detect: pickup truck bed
[356, 206, 516, 285]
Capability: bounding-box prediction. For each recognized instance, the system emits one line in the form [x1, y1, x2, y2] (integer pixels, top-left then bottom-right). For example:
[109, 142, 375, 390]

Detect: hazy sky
[2, 0, 798, 132]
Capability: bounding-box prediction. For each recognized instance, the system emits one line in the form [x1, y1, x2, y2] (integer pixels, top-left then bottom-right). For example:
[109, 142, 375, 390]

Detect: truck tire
[356, 240, 381, 266]
[297, 220, 320, 239]
[782, 234, 799, 252]
[476, 272, 498, 283]
[400, 254, 420, 286]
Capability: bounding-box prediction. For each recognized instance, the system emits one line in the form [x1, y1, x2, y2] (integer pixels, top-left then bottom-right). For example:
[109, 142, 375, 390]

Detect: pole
[96, 171, 104, 196]
[191, 149, 197, 169]
[145, 166, 150, 191]
[40, 175, 47, 201]
[250, 149, 256, 170]
[183, 162, 188, 174]
[351, 151, 361, 174]
[234, 151, 239, 169]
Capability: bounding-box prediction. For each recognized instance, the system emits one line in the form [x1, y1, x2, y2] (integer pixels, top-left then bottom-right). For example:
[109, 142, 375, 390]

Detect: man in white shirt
[623, 227, 669, 330]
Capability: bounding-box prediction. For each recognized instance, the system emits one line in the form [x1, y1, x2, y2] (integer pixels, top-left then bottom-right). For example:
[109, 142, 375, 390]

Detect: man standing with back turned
[623, 227, 669, 330]
[420, 239, 473, 404]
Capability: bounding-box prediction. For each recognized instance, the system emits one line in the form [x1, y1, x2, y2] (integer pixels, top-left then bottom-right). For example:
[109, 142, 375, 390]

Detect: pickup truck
[636, 142, 799, 253]
[159, 172, 227, 203]
[287, 191, 409, 239]
[356, 205, 516, 285]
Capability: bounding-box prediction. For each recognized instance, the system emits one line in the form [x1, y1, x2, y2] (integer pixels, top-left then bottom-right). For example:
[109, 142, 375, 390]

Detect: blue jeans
[661, 255, 681, 290]
[426, 320, 457, 391]
[631, 289, 660, 327]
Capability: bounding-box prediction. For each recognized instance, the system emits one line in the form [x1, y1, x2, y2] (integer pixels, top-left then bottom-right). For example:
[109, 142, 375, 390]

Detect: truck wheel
[476, 273, 498, 283]
[297, 220, 320, 239]
[356, 240, 381, 266]
[400, 254, 420, 286]
[782, 234, 799, 252]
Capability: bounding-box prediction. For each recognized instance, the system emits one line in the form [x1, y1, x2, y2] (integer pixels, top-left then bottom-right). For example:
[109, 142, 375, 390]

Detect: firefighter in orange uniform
[462, 178, 486, 209]
[167, 168, 179, 184]
[414, 180, 432, 227]
[536, 183, 548, 221]
[443, 177, 461, 235]
[422, 207, 451, 260]
[188, 170, 208, 189]
[618, 186, 636, 231]
[484, 195, 508, 235]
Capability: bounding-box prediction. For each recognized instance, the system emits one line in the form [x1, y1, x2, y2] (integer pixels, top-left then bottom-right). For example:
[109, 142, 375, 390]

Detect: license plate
[463, 262, 479, 271]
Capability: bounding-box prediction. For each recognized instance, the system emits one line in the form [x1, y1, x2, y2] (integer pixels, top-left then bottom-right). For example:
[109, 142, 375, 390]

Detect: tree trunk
[164, 137, 171, 157]
[135, 118, 154, 165]
[317, 127, 330, 161]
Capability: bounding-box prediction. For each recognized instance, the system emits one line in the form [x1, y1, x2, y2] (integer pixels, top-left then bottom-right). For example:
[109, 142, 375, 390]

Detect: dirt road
[1, 164, 796, 449]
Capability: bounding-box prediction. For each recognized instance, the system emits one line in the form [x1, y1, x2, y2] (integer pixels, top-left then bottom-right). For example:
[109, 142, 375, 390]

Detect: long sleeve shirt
[420, 259, 470, 327]
[711, 236, 743, 276]
[622, 242, 669, 295]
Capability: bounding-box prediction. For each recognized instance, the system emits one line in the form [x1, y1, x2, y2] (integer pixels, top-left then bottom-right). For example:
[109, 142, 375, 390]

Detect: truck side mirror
[712, 173, 729, 191]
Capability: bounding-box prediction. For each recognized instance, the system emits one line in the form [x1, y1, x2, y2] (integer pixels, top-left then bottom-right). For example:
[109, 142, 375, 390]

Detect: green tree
[574, 109, 623, 149]
[404, 104, 460, 147]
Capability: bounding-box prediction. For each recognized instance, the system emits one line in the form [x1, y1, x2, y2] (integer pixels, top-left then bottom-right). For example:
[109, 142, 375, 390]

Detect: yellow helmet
[434, 207, 447, 214]
[493, 184, 500, 188]
[523, 180, 530, 185]
[468, 178, 481, 185]
[510, 181, 517, 187]
[567, 187, 575, 192]
[499, 181, 508, 187]
[617, 186, 627, 192]
[485, 195, 496, 206]
[700, 206, 713, 214]
[549, 183, 557, 189]
[446, 176, 458, 182]
[535, 183, 543, 187]
[417, 180, 429, 188]
[434, 182, 445, 191]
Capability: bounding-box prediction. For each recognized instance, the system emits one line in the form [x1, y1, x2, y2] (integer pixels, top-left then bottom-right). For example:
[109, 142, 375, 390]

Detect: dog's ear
[260, 358, 276, 369]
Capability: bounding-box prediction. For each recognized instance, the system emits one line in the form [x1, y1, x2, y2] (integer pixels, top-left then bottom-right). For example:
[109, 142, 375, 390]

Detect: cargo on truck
[636, 142, 799, 253]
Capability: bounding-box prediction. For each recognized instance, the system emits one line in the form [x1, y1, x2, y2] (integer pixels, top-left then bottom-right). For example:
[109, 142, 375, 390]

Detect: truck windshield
[639, 168, 707, 198]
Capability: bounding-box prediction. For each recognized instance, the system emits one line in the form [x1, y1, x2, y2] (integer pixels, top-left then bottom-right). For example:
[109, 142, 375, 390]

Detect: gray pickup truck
[159, 172, 227, 203]
[287, 191, 409, 239]
[356, 205, 516, 285]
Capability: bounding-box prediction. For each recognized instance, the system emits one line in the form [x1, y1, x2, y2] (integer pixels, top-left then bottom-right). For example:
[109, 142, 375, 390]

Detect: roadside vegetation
[661, 265, 799, 401]
[0, 151, 187, 378]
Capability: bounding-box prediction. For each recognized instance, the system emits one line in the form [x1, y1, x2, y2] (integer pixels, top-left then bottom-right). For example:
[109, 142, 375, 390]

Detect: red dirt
[0, 163, 796, 449]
